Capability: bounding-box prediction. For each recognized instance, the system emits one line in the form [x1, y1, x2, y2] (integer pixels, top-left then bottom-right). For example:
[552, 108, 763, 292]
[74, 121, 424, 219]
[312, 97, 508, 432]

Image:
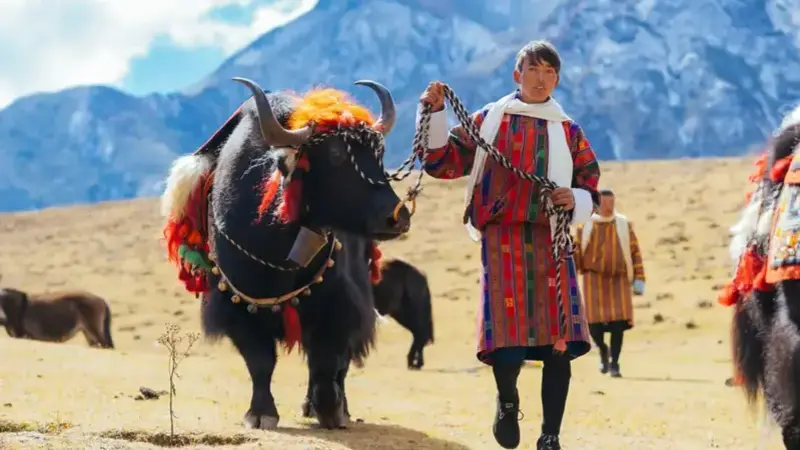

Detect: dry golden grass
[0, 157, 781, 449]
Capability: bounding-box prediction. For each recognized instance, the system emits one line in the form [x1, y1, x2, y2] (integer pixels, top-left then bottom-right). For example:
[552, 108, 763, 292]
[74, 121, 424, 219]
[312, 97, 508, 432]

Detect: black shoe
[493, 395, 523, 449]
[537, 434, 562, 450]
[599, 358, 609, 374]
[609, 363, 622, 378]
[599, 350, 609, 374]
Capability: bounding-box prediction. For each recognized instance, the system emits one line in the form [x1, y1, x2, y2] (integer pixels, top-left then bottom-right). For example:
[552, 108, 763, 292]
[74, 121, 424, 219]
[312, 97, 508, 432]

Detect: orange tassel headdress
[256, 88, 378, 224]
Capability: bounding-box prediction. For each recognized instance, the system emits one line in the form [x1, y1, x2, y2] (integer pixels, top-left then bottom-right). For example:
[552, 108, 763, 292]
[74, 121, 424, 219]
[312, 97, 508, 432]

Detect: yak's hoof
[335, 404, 351, 429]
[244, 412, 279, 430]
[328, 401, 350, 429]
[314, 402, 350, 429]
[301, 397, 315, 418]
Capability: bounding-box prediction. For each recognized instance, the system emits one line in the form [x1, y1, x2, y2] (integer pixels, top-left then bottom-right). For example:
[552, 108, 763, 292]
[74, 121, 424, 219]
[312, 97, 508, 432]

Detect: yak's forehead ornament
[254, 83, 395, 224]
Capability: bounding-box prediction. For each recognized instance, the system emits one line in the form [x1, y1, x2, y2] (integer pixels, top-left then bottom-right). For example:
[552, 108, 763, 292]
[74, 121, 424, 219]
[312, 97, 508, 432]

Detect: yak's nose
[387, 202, 411, 233]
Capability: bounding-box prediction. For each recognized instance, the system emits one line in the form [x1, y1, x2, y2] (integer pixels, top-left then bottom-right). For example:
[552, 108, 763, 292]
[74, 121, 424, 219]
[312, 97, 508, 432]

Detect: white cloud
[0, 0, 318, 108]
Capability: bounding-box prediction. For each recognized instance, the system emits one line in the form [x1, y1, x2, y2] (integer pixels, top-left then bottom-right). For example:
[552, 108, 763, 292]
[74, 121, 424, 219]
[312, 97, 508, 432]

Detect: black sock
[610, 329, 624, 365]
[492, 362, 522, 402]
[541, 353, 571, 436]
[589, 324, 608, 360]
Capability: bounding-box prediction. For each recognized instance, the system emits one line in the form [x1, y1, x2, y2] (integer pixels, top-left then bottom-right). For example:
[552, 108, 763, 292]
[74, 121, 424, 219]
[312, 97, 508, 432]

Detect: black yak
[372, 258, 434, 370]
[721, 104, 800, 449]
[160, 77, 412, 430]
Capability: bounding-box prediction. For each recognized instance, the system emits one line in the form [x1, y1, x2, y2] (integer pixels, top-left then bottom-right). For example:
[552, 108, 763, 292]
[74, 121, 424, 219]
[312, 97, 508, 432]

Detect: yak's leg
[783, 421, 800, 450]
[302, 349, 350, 425]
[229, 328, 280, 430]
[764, 280, 800, 447]
[306, 337, 348, 429]
[301, 371, 315, 418]
[337, 351, 352, 423]
[391, 310, 424, 370]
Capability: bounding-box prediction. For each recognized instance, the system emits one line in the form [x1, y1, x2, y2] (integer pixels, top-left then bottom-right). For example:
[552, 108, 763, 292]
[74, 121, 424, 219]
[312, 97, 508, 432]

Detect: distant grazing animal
[721, 103, 800, 449]
[0, 287, 114, 349]
[372, 258, 434, 370]
[160, 77, 412, 430]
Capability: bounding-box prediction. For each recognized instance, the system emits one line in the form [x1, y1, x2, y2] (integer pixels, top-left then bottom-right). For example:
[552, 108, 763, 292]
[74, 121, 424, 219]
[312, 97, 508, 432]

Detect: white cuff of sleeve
[416, 105, 449, 149]
[571, 188, 593, 225]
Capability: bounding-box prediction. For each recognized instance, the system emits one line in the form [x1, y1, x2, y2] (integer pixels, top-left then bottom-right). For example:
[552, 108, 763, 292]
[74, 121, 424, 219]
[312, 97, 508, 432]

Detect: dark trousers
[588, 321, 628, 365]
[491, 347, 571, 436]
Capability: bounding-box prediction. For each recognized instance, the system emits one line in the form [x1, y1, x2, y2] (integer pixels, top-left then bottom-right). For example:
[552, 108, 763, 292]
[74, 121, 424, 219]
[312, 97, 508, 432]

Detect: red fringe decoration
[282, 304, 302, 353]
[278, 179, 303, 223]
[369, 243, 383, 285]
[770, 155, 793, 182]
[718, 248, 772, 307]
[256, 171, 281, 219]
[163, 172, 214, 295]
[256, 155, 311, 224]
[748, 153, 768, 183]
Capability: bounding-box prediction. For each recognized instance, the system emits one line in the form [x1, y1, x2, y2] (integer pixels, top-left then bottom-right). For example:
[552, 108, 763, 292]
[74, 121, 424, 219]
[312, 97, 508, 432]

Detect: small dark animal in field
[372, 258, 434, 370]
[0, 287, 114, 348]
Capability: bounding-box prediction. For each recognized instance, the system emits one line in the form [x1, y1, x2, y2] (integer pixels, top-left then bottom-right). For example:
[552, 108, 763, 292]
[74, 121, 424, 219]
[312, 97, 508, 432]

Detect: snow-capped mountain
[1, 0, 798, 212]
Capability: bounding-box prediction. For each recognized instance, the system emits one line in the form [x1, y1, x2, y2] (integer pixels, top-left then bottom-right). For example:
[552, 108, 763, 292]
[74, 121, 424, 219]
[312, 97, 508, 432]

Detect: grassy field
[0, 157, 780, 449]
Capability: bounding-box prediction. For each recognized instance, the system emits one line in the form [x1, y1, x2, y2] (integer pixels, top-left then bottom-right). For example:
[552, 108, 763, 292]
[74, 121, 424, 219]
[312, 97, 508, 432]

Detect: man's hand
[632, 279, 645, 296]
[420, 81, 445, 112]
[550, 187, 575, 210]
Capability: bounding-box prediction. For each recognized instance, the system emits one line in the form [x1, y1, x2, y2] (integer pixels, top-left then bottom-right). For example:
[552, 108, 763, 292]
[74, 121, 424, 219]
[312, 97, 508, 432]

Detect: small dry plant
[157, 323, 200, 437]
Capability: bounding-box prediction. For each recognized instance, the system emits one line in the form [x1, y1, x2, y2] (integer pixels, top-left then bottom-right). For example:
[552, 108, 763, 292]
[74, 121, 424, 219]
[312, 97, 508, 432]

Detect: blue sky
[0, 0, 317, 107]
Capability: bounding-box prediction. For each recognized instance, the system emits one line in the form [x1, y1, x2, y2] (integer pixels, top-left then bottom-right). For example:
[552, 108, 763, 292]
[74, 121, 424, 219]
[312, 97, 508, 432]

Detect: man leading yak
[417, 40, 601, 450]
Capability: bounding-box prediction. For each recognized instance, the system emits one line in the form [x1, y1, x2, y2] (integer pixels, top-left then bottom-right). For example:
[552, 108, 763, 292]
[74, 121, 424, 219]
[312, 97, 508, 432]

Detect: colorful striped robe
[574, 216, 645, 327]
[420, 96, 601, 364]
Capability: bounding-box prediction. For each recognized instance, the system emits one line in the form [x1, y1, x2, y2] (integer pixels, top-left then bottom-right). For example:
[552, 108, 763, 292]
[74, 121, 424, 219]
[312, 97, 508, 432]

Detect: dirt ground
[0, 157, 782, 449]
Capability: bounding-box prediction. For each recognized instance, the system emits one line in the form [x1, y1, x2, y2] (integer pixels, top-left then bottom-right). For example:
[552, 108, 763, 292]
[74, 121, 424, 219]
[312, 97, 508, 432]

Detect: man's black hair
[515, 40, 561, 73]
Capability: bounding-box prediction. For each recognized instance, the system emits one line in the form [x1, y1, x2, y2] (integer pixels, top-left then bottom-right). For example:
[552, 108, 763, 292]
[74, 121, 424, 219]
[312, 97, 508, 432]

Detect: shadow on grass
[281, 421, 471, 450]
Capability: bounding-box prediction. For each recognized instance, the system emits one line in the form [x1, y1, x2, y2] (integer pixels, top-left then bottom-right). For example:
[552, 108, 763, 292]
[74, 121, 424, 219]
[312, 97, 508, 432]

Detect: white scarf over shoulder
[416, 92, 594, 242]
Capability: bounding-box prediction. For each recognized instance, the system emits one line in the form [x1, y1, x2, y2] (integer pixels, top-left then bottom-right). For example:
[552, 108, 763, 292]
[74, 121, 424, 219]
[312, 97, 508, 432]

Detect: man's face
[599, 194, 615, 215]
[513, 58, 558, 103]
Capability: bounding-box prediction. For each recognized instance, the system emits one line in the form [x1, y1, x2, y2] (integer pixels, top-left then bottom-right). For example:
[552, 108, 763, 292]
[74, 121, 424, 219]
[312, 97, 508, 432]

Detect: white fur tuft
[160, 154, 212, 220]
[728, 189, 763, 266]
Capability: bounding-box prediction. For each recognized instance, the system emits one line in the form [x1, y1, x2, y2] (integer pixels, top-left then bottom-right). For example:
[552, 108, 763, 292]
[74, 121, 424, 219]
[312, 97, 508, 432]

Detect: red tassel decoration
[163, 171, 214, 295]
[282, 304, 302, 353]
[718, 247, 774, 307]
[278, 179, 303, 223]
[256, 171, 282, 221]
[369, 243, 383, 285]
[770, 155, 794, 182]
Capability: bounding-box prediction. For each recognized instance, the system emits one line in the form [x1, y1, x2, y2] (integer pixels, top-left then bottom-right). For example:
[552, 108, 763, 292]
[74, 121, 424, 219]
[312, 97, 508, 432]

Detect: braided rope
[306, 123, 427, 205]
[413, 84, 575, 342]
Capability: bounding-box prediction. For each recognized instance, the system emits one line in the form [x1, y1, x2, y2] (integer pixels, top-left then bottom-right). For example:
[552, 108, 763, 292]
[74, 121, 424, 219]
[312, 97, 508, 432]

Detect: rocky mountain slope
[1, 0, 798, 211]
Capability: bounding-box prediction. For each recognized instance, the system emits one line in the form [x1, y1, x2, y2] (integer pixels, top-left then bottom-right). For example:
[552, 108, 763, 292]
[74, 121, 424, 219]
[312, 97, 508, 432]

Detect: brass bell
[231, 294, 241, 303]
[247, 304, 258, 314]
[271, 304, 281, 312]
[302, 288, 311, 296]
[291, 297, 299, 306]
[334, 240, 342, 251]
[315, 276, 324, 284]
[218, 280, 228, 291]
[211, 266, 220, 275]
[327, 259, 335, 268]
